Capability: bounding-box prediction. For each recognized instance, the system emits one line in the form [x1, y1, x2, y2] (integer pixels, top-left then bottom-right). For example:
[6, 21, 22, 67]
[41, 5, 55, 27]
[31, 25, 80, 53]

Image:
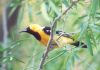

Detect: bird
[21, 24, 87, 48]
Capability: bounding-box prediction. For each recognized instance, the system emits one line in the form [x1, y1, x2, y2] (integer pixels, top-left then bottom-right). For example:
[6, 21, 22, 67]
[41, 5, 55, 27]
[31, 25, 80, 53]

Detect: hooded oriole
[22, 24, 87, 48]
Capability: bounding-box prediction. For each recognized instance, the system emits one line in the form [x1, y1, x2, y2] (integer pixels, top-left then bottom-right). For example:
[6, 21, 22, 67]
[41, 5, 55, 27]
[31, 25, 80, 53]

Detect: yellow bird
[21, 24, 87, 48]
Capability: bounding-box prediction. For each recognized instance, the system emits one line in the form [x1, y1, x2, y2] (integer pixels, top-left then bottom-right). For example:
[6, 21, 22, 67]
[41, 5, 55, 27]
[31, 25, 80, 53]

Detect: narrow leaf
[89, 27, 97, 48]
[28, 5, 33, 22]
[85, 30, 93, 55]
[0, 47, 4, 52]
[17, 6, 24, 24]
[73, 15, 87, 25]
[8, 6, 18, 18]
[89, 0, 99, 18]
[78, 23, 88, 40]
[41, 2, 52, 21]
[44, 50, 66, 65]
[49, 0, 61, 16]
[62, 0, 69, 6]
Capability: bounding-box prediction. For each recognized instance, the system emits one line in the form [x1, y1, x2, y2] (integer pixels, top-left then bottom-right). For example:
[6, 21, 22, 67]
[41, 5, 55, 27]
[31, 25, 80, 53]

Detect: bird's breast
[39, 31, 50, 46]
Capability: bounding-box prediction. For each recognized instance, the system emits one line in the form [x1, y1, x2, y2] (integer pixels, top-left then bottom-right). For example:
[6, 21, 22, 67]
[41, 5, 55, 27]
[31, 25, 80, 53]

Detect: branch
[38, 0, 79, 70]
[1, 4, 8, 70]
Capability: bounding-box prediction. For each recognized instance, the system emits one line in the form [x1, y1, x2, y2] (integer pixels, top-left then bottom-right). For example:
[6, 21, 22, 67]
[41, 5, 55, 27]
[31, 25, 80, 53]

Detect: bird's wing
[56, 30, 73, 39]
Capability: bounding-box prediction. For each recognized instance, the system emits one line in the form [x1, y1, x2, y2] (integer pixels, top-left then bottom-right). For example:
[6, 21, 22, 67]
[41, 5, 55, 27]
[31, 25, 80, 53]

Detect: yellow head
[21, 24, 43, 40]
[28, 24, 42, 32]
[21, 24, 50, 46]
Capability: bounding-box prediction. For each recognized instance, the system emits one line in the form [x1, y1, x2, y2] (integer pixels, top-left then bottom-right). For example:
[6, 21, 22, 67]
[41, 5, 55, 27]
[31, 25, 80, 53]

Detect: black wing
[43, 26, 73, 38]
[56, 30, 73, 39]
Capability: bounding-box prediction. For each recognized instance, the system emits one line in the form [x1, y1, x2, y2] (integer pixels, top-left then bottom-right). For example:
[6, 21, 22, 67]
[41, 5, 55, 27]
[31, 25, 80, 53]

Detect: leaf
[44, 50, 66, 65]
[41, 2, 52, 21]
[73, 15, 87, 25]
[49, 0, 61, 16]
[78, 23, 88, 40]
[0, 47, 4, 52]
[28, 4, 33, 22]
[17, 6, 24, 24]
[66, 52, 77, 70]
[66, 53, 72, 70]
[0, 38, 30, 52]
[8, 6, 18, 18]
[52, 0, 61, 7]
[14, 57, 24, 63]
[71, 54, 75, 67]
[99, 0, 100, 9]
[62, 0, 69, 6]
[90, 24, 100, 32]
[66, 60, 71, 70]
[0, 56, 12, 63]
[95, 12, 100, 20]
[96, 33, 100, 41]
[89, 27, 97, 48]
[85, 30, 93, 55]
[89, 0, 99, 18]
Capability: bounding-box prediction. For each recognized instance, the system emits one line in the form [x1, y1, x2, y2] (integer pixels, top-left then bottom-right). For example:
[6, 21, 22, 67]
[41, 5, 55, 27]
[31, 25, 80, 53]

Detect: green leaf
[49, 0, 61, 16]
[89, 27, 97, 48]
[28, 4, 33, 22]
[0, 56, 12, 63]
[66, 53, 72, 70]
[52, 0, 61, 7]
[89, 0, 99, 18]
[71, 54, 75, 67]
[95, 12, 100, 20]
[73, 15, 87, 25]
[41, 2, 52, 21]
[85, 30, 93, 55]
[44, 50, 66, 65]
[90, 24, 100, 32]
[99, 0, 100, 9]
[13, 57, 24, 63]
[17, 6, 24, 24]
[78, 23, 88, 40]
[8, 6, 18, 18]
[66, 52, 77, 70]
[0, 47, 4, 52]
[96, 33, 100, 41]
[62, 0, 69, 6]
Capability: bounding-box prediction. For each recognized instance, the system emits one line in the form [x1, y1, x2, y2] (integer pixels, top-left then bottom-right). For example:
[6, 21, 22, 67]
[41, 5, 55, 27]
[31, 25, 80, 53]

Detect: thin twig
[38, 0, 79, 70]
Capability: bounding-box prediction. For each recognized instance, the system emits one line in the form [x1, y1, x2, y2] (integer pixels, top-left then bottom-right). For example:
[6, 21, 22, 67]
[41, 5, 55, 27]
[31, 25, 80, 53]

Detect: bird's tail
[71, 41, 87, 48]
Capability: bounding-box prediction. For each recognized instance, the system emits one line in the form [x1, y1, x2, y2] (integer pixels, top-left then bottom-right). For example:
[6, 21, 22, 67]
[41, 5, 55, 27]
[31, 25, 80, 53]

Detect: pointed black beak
[20, 27, 28, 33]
[21, 28, 27, 32]
[20, 27, 33, 35]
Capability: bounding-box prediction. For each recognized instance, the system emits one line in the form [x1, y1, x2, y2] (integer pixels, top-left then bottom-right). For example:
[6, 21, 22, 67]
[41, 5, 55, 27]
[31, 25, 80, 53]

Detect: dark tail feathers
[71, 41, 87, 48]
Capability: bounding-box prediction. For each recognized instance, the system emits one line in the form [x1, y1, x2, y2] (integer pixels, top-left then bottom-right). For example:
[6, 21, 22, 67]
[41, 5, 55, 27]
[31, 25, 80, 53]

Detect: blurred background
[0, 0, 100, 70]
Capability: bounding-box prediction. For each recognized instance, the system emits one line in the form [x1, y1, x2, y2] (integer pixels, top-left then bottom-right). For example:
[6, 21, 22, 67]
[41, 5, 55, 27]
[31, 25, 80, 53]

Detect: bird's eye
[43, 26, 51, 35]
[46, 30, 50, 33]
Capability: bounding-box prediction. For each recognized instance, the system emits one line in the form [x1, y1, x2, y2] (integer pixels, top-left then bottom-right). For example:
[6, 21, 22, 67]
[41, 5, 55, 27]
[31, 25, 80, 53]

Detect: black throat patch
[26, 27, 41, 40]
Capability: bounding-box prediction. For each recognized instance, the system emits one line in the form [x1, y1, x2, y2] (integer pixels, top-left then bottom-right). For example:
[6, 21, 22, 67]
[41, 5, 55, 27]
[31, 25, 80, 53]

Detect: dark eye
[43, 27, 51, 35]
[46, 30, 50, 33]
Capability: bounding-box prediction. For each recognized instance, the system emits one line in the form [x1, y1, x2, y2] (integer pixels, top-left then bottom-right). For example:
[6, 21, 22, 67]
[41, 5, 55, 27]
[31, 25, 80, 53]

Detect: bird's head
[21, 24, 51, 35]
[21, 24, 51, 40]
[21, 24, 44, 40]
[21, 24, 42, 34]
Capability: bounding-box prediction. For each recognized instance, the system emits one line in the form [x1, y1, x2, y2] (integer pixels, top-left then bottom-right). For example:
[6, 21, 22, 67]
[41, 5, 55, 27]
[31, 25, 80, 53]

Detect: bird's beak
[20, 28, 28, 33]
